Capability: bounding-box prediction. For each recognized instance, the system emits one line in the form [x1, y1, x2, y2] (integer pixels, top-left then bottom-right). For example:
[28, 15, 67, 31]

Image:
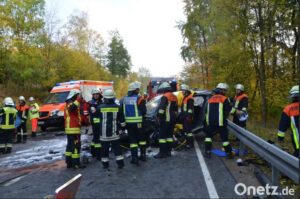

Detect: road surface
[0, 128, 246, 199]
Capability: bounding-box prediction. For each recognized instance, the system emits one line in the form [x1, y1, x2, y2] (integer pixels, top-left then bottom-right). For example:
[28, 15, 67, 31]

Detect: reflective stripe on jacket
[158, 92, 178, 122]
[96, 103, 126, 141]
[278, 102, 299, 149]
[182, 94, 194, 115]
[17, 105, 29, 121]
[29, 103, 39, 119]
[206, 94, 231, 126]
[64, 99, 81, 134]
[122, 95, 143, 123]
[230, 93, 248, 114]
[0, 106, 18, 129]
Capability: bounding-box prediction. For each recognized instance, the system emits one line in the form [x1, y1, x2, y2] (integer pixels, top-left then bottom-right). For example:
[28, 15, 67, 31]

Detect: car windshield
[43, 92, 69, 104]
[146, 96, 161, 116]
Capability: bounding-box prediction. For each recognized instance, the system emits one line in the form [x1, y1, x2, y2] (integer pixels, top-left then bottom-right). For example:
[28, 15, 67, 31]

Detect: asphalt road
[0, 129, 245, 199]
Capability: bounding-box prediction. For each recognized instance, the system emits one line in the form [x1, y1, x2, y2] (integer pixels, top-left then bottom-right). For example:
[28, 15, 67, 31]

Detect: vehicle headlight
[57, 110, 64, 117]
[50, 109, 59, 116]
[151, 103, 158, 108]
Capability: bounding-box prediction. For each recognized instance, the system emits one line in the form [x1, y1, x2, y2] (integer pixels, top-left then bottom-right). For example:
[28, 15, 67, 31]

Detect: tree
[106, 31, 131, 78]
[179, 0, 298, 124]
[137, 67, 151, 94]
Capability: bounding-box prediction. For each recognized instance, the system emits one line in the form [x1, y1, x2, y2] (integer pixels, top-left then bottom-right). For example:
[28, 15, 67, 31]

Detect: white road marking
[194, 139, 219, 199]
[2, 174, 28, 187]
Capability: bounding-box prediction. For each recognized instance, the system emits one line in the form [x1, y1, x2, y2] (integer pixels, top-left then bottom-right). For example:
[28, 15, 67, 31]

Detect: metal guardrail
[227, 120, 299, 185]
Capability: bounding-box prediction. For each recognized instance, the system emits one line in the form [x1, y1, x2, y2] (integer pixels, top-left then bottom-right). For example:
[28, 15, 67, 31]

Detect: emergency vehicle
[38, 80, 113, 131]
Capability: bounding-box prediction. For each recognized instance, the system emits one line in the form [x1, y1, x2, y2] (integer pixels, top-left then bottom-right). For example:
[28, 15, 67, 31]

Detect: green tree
[106, 31, 131, 78]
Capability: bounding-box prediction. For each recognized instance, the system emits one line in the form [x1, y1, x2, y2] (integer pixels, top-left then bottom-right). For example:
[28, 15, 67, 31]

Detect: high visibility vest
[206, 94, 227, 126]
[17, 105, 29, 120]
[0, 107, 18, 129]
[182, 94, 194, 114]
[231, 93, 248, 114]
[122, 95, 143, 123]
[64, 100, 81, 134]
[29, 103, 39, 119]
[278, 102, 299, 149]
[158, 92, 178, 122]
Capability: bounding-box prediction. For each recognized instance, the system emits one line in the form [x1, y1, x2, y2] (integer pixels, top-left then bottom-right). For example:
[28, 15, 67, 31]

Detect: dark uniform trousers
[127, 123, 146, 157]
[204, 125, 232, 153]
[65, 134, 81, 167]
[17, 122, 27, 142]
[91, 125, 101, 158]
[101, 139, 123, 166]
[159, 122, 175, 154]
[0, 129, 14, 153]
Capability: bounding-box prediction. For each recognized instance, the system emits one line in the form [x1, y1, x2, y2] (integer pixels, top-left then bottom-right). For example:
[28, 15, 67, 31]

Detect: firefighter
[230, 84, 248, 128]
[204, 83, 233, 159]
[80, 100, 90, 134]
[28, 97, 39, 137]
[278, 85, 299, 157]
[154, 82, 178, 158]
[121, 81, 147, 165]
[16, 96, 29, 143]
[180, 84, 194, 148]
[0, 97, 18, 154]
[96, 89, 126, 169]
[64, 89, 85, 169]
[88, 88, 103, 159]
[143, 92, 149, 103]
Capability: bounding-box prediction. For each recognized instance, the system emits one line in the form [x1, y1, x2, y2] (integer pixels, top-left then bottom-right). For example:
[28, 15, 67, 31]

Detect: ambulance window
[44, 91, 70, 104]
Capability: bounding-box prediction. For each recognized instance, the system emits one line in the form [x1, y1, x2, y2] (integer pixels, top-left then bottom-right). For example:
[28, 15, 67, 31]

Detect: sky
[45, 0, 186, 77]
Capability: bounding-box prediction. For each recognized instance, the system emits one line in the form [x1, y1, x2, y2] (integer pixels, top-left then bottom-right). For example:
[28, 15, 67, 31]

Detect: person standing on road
[64, 89, 85, 169]
[154, 82, 178, 158]
[179, 84, 194, 149]
[230, 84, 248, 128]
[28, 97, 39, 137]
[277, 85, 299, 157]
[0, 97, 18, 154]
[80, 100, 90, 134]
[120, 81, 147, 165]
[88, 88, 103, 159]
[204, 83, 233, 159]
[16, 96, 29, 143]
[96, 89, 126, 169]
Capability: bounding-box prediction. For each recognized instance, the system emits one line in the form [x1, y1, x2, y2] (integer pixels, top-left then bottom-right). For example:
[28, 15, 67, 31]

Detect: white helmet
[235, 84, 244, 91]
[158, 82, 171, 90]
[91, 88, 101, 95]
[216, 83, 229, 90]
[4, 97, 14, 106]
[19, 96, 26, 101]
[180, 84, 190, 91]
[29, 97, 35, 102]
[288, 85, 299, 98]
[66, 89, 81, 100]
[128, 81, 141, 91]
[103, 89, 115, 99]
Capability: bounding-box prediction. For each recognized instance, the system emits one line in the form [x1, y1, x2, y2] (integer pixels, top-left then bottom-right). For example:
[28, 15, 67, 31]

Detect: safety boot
[204, 151, 211, 159]
[117, 160, 124, 169]
[139, 147, 147, 161]
[226, 153, 234, 159]
[154, 152, 167, 159]
[130, 156, 139, 165]
[102, 162, 109, 169]
[74, 164, 86, 169]
[31, 131, 36, 137]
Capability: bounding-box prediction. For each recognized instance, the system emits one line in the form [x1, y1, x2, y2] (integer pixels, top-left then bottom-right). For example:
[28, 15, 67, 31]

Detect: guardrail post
[239, 141, 245, 157]
[271, 165, 279, 186]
